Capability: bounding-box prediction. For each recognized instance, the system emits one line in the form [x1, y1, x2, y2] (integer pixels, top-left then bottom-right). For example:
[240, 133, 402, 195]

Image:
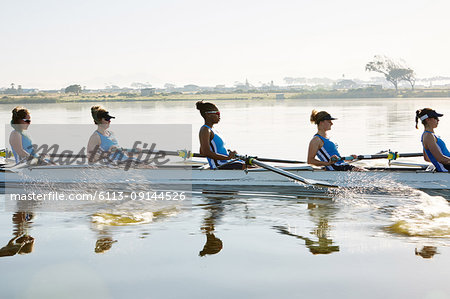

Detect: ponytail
[415, 108, 433, 129]
[91, 105, 107, 124]
[196, 101, 218, 117]
[310, 109, 332, 125]
[11, 106, 30, 124]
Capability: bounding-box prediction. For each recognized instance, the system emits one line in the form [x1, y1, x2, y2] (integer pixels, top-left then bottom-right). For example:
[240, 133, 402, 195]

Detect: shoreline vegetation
[2, 88, 450, 104]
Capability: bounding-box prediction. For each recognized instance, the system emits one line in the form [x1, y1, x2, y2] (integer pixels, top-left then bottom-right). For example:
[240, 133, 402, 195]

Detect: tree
[64, 84, 82, 95]
[365, 56, 398, 91]
[365, 55, 416, 91]
[402, 68, 416, 90]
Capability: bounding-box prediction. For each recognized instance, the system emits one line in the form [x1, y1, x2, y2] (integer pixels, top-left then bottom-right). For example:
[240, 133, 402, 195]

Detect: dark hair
[415, 108, 433, 129]
[196, 101, 218, 118]
[91, 105, 108, 124]
[310, 109, 330, 125]
[11, 106, 30, 124]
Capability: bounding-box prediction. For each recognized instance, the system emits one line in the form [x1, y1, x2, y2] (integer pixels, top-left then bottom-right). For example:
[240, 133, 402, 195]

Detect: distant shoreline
[1, 89, 450, 104]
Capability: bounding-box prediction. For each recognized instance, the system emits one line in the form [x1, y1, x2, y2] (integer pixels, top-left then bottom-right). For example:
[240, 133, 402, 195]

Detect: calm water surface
[1, 98, 450, 299]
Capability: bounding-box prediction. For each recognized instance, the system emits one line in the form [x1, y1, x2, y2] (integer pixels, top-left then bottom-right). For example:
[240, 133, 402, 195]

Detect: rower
[416, 108, 450, 172]
[87, 105, 122, 162]
[87, 105, 153, 168]
[307, 110, 362, 171]
[9, 106, 35, 163]
[196, 101, 245, 170]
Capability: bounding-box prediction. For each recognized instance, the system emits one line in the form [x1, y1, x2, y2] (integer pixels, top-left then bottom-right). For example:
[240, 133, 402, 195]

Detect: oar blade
[305, 179, 338, 188]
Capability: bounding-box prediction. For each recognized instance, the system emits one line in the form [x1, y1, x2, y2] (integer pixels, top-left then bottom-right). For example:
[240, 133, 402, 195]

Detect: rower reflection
[415, 246, 438, 259]
[0, 212, 35, 257]
[274, 203, 340, 255]
[199, 193, 228, 257]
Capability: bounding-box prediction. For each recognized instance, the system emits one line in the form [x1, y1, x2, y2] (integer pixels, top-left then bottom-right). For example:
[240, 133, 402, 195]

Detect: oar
[142, 150, 307, 164]
[241, 156, 337, 188]
[339, 152, 423, 161]
[19, 147, 309, 164]
[249, 157, 306, 164]
[158, 151, 307, 164]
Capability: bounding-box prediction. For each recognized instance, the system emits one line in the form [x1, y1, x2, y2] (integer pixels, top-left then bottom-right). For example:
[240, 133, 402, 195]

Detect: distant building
[368, 84, 383, 91]
[183, 84, 200, 92]
[334, 79, 359, 90]
[141, 88, 156, 96]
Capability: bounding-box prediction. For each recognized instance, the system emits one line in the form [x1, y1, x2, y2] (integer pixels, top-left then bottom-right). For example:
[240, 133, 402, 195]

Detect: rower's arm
[423, 133, 450, 164]
[423, 149, 430, 162]
[9, 131, 30, 159]
[307, 137, 334, 166]
[199, 127, 231, 160]
[87, 133, 102, 161]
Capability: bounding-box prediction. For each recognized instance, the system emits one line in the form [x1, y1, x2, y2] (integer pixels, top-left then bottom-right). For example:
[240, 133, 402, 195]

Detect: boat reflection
[274, 202, 340, 255]
[0, 212, 35, 257]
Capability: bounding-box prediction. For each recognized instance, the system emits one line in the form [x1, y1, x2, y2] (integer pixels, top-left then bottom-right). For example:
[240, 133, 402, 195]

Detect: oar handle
[338, 152, 424, 161]
[338, 156, 355, 161]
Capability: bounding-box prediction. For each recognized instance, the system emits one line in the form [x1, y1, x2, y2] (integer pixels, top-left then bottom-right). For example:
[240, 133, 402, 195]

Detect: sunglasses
[205, 111, 220, 116]
[22, 119, 31, 123]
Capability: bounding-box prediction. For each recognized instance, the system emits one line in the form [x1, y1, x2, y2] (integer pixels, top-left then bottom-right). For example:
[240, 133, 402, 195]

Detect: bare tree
[65, 84, 82, 95]
[402, 69, 416, 90]
[365, 55, 415, 91]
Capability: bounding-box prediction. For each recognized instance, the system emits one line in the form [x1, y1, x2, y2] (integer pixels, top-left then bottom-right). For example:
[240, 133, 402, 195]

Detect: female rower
[9, 106, 35, 163]
[416, 108, 450, 172]
[196, 101, 244, 170]
[307, 110, 361, 171]
[87, 105, 142, 164]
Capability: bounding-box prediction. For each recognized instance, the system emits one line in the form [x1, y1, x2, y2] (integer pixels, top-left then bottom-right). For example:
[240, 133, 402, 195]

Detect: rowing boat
[1, 163, 449, 191]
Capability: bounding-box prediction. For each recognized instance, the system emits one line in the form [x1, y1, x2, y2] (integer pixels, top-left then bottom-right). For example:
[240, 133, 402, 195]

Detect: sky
[1, 0, 449, 89]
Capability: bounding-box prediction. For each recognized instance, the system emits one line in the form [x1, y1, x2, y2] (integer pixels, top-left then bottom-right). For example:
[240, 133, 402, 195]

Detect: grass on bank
[1, 88, 450, 104]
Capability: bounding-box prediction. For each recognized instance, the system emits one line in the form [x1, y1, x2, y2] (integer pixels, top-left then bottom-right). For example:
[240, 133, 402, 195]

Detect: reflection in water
[274, 203, 340, 255]
[91, 220, 118, 254]
[415, 246, 438, 259]
[95, 236, 118, 254]
[198, 193, 228, 257]
[0, 212, 35, 257]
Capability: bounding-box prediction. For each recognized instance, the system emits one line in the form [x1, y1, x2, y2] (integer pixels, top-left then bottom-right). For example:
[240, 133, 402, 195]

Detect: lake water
[1, 98, 450, 298]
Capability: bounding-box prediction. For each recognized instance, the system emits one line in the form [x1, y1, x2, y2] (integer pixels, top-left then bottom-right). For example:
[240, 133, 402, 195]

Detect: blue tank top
[95, 130, 127, 161]
[421, 131, 450, 172]
[202, 125, 229, 169]
[11, 131, 35, 163]
[314, 134, 348, 171]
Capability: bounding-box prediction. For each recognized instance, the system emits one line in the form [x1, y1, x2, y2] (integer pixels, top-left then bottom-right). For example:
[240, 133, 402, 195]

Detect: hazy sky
[1, 0, 449, 89]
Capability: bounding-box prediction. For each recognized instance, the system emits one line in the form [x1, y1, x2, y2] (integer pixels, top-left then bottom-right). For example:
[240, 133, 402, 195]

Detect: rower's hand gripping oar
[240, 155, 337, 188]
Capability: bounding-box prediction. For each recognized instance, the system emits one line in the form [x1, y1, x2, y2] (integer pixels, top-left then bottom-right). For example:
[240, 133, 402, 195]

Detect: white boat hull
[2, 165, 450, 191]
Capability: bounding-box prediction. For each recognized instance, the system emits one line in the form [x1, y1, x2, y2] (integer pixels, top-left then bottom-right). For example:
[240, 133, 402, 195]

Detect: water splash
[386, 190, 450, 238]
[325, 173, 450, 239]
